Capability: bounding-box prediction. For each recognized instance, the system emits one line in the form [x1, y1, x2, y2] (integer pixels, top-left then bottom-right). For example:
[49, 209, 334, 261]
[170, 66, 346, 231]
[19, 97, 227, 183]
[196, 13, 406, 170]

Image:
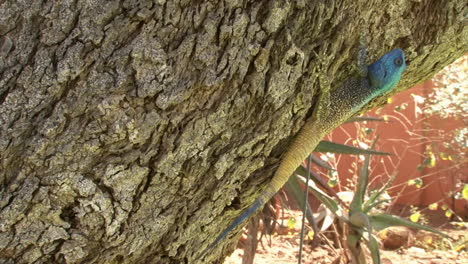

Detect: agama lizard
[198, 46, 406, 262]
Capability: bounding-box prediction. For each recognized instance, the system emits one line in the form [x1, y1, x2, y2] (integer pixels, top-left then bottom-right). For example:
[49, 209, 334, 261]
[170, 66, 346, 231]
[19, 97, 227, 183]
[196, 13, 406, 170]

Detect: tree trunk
[0, 1, 465, 264]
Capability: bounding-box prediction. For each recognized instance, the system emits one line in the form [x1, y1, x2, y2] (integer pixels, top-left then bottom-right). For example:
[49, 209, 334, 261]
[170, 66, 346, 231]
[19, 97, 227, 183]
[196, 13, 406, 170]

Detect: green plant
[293, 139, 451, 264]
[239, 116, 391, 262]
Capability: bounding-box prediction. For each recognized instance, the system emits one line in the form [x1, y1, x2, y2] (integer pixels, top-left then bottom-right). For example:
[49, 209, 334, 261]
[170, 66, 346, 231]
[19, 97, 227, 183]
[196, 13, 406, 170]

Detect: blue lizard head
[367, 48, 406, 95]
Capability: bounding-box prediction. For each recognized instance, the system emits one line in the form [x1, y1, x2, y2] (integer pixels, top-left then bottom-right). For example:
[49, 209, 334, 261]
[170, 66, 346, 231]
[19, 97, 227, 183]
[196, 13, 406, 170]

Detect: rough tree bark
[0, 1, 465, 264]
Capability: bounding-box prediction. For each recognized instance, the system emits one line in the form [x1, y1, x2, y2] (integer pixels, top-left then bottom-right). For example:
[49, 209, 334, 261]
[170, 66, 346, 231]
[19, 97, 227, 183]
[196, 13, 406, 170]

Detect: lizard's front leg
[357, 34, 368, 78]
[312, 49, 332, 123]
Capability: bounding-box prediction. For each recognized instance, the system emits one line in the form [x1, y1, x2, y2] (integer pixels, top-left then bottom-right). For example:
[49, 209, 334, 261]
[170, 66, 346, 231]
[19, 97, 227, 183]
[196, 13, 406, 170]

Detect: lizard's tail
[196, 187, 275, 261]
[269, 120, 325, 192]
[197, 121, 325, 262]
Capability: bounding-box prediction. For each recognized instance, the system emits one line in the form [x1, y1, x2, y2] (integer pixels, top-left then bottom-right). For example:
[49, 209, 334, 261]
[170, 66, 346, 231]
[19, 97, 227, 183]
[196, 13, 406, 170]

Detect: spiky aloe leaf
[295, 165, 332, 196]
[364, 198, 391, 213]
[296, 175, 340, 214]
[363, 214, 379, 264]
[363, 174, 396, 213]
[286, 176, 317, 229]
[364, 234, 381, 264]
[350, 140, 374, 213]
[309, 153, 334, 170]
[347, 140, 382, 263]
[347, 233, 366, 264]
[315, 140, 391, 156]
[369, 214, 451, 239]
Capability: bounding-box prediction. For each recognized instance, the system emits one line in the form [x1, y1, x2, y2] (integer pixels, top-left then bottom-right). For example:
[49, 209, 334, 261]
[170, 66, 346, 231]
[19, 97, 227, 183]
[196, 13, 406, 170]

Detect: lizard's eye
[394, 57, 403, 66]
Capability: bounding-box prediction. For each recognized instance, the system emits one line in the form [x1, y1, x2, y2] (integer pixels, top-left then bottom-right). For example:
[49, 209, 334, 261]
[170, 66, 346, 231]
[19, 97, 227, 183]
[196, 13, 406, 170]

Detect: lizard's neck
[319, 77, 374, 129]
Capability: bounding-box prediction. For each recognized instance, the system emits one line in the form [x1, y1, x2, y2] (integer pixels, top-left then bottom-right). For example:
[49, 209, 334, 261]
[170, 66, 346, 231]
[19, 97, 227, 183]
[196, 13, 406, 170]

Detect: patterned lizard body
[199, 48, 406, 261]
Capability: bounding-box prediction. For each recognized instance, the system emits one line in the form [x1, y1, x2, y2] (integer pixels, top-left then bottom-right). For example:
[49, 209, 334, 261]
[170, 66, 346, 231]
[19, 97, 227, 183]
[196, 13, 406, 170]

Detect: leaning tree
[0, 1, 466, 263]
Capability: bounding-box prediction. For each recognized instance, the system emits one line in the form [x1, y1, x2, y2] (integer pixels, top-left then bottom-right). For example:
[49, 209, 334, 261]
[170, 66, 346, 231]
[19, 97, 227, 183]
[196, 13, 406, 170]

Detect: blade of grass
[344, 116, 386, 124]
[298, 155, 312, 264]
